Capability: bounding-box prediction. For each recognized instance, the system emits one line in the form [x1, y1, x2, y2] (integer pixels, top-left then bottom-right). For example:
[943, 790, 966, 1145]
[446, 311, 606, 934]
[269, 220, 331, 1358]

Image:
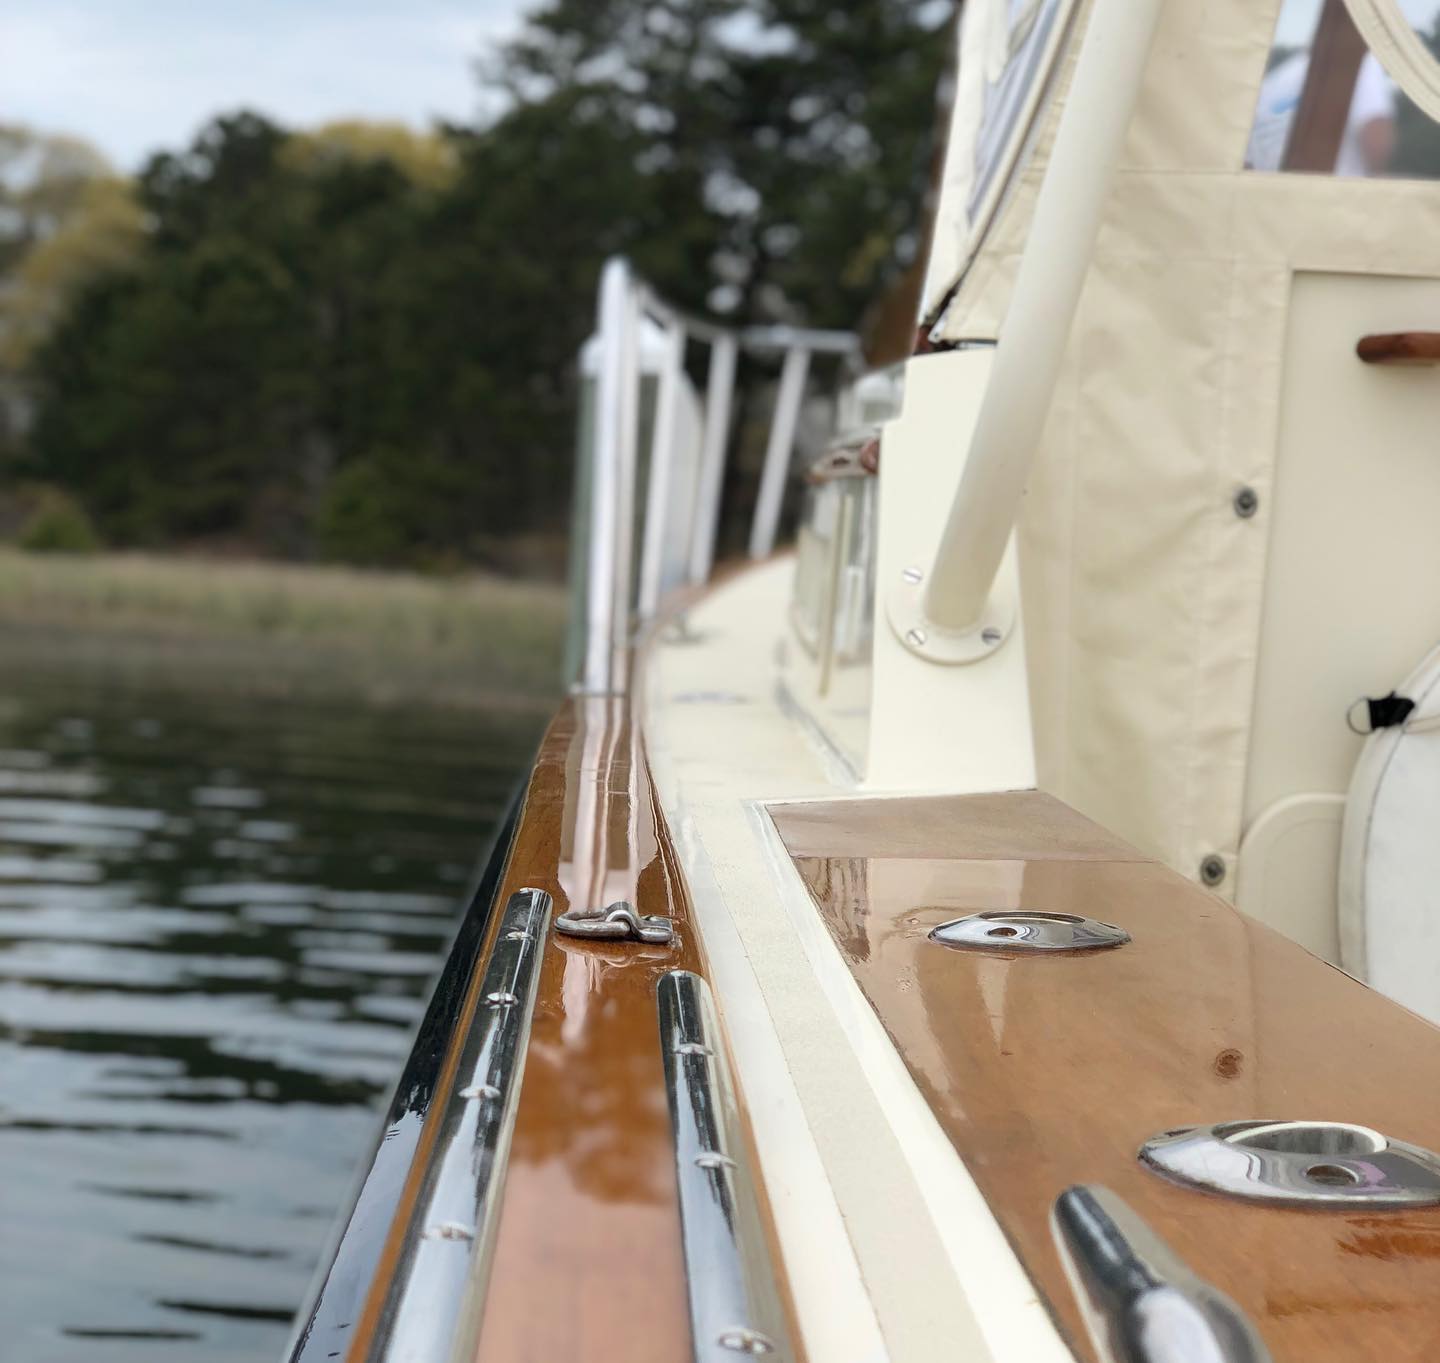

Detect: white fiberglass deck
[642, 557, 1071, 1363]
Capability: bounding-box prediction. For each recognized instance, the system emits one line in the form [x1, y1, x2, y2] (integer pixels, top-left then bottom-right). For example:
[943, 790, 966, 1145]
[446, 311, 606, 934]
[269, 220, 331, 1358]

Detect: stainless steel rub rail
[366, 887, 553, 1363]
[657, 969, 796, 1363]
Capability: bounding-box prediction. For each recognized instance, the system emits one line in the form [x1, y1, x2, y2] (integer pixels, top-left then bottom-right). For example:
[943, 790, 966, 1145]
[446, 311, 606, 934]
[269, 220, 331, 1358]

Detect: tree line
[1, 0, 949, 571]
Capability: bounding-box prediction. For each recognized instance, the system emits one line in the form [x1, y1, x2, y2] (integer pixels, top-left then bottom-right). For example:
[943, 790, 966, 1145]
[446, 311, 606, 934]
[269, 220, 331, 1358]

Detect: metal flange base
[885, 565, 1015, 664]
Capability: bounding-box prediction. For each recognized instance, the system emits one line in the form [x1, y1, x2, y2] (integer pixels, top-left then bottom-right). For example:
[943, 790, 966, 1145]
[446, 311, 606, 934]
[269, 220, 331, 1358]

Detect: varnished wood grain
[347, 696, 798, 1363]
[774, 791, 1440, 1363]
[775, 789, 1147, 862]
[474, 697, 699, 1363]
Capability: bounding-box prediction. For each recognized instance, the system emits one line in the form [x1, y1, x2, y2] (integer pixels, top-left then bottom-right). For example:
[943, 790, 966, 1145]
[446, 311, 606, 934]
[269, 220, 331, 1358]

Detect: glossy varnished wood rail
[345, 696, 796, 1363]
[773, 789, 1440, 1363]
[473, 697, 699, 1363]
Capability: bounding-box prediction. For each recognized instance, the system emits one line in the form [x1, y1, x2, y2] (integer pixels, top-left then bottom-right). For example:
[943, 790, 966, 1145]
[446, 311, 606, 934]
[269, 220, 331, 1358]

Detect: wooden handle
[1357, 332, 1440, 365]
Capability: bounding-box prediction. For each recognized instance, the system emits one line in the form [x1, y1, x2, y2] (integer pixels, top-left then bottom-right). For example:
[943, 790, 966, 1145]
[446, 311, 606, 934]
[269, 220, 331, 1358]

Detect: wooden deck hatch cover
[771, 789, 1440, 1363]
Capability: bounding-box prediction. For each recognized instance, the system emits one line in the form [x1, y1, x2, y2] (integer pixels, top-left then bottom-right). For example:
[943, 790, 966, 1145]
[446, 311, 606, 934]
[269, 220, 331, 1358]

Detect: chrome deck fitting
[1139, 1120, 1440, 1208]
[658, 970, 794, 1363]
[556, 899, 676, 944]
[928, 910, 1130, 954]
[1053, 1184, 1271, 1363]
[365, 886, 552, 1362]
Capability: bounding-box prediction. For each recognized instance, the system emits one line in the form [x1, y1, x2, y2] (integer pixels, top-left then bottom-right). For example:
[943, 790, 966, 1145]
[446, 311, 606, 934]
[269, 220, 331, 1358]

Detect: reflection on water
[0, 671, 538, 1362]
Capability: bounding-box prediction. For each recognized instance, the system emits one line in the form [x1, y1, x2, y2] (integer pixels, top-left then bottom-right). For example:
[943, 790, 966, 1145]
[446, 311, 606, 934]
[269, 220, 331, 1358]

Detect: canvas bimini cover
[922, 0, 1440, 889]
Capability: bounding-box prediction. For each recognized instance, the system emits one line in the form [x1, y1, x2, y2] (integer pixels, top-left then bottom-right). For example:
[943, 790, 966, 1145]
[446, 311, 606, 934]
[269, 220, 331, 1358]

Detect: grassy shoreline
[0, 550, 569, 710]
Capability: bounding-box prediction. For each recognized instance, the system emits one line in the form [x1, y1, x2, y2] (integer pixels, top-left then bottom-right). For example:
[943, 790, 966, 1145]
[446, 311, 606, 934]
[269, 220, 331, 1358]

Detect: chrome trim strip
[658, 970, 795, 1363]
[1052, 1184, 1272, 1363]
[286, 793, 523, 1363]
[366, 886, 553, 1363]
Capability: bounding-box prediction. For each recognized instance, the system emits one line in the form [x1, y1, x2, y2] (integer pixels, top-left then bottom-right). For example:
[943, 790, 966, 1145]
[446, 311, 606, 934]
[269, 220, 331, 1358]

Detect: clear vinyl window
[1249, 0, 1440, 177]
[966, 0, 1071, 222]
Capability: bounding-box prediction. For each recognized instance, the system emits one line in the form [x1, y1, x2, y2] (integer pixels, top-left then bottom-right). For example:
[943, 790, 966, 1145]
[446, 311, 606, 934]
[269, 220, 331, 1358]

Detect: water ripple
[0, 676, 532, 1361]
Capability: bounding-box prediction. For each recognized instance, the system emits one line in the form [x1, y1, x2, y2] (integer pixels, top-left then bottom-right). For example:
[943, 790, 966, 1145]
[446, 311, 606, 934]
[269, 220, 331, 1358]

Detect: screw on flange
[694, 1151, 737, 1171]
[717, 1328, 776, 1355]
[1199, 854, 1227, 887]
[901, 565, 923, 585]
[905, 627, 927, 648]
[1233, 486, 1259, 519]
[981, 626, 1003, 647]
[422, 1221, 474, 1241]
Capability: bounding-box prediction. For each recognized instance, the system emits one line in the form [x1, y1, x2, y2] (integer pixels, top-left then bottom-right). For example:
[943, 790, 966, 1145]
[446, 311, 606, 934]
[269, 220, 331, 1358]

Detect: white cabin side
[778, 0, 1440, 991]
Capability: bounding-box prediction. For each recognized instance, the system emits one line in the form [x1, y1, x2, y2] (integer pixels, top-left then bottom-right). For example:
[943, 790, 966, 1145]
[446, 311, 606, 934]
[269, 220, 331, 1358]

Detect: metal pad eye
[556, 899, 676, 945]
[928, 910, 1130, 954]
[1139, 1119, 1440, 1207]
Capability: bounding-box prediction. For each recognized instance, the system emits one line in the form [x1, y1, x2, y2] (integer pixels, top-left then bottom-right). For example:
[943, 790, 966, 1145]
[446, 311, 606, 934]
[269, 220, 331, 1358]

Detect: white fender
[1339, 641, 1440, 1022]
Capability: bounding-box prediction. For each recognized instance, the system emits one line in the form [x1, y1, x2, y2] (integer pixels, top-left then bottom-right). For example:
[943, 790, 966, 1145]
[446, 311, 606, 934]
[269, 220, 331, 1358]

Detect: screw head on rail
[905, 627, 928, 648]
[422, 1220, 475, 1241]
[901, 565, 924, 585]
[718, 1328, 776, 1355]
[694, 1151, 737, 1171]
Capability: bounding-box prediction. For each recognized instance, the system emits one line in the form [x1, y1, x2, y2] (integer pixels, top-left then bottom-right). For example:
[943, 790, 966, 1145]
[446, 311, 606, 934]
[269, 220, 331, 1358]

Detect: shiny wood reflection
[475, 697, 702, 1363]
[345, 698, 703, 1363]
[774, 790, 1440, 1362]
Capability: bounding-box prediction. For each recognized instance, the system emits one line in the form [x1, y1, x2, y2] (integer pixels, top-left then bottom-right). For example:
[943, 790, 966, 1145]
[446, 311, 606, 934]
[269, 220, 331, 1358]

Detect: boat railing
[895, 0, 1165, 659]
[575, 256, 859, 695]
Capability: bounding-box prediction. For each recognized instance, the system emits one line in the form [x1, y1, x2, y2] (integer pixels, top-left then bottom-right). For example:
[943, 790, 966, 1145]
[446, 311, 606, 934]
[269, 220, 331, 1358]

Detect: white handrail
[581, 260, 633, 693]
[749, 346, 811, 560]
[611, 276, 641, 684]
[689, 333, 737, 587]
[637, 323, 687, 619]
[918, 0, 1166, 637]
[577, 257, 858, 693]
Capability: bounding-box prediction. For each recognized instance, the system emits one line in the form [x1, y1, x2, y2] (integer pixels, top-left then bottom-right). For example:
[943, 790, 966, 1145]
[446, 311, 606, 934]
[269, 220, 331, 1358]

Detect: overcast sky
[0, 0, 528, 171]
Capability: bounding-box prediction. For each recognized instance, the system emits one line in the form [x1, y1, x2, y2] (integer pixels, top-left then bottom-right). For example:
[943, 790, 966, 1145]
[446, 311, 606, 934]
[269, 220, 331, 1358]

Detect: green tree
[494, 0, 950, 327]
[0, 127, 142, 462]
[22, 0, 950, 568]
[30, 114, 437, 554]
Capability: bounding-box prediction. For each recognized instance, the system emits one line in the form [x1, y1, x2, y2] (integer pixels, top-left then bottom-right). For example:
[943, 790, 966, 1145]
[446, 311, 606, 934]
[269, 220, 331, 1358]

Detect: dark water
[0, 672, 538, 1363]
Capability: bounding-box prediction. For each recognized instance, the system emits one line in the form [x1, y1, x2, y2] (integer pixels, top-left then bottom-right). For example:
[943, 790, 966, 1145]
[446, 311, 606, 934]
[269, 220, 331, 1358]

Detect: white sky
[0, 0, 528, 171]
[1275, 0, 1440, 43]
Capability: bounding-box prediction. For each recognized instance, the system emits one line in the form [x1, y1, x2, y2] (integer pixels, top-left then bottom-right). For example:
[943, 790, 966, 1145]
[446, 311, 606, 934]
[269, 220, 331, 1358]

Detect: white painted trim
[747, 802, 1073, 1363]
[661, 793, 892, 1363]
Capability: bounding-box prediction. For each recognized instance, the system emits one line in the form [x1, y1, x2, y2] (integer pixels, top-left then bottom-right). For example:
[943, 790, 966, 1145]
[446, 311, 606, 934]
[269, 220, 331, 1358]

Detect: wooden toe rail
[321, 696, 798, 1363]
